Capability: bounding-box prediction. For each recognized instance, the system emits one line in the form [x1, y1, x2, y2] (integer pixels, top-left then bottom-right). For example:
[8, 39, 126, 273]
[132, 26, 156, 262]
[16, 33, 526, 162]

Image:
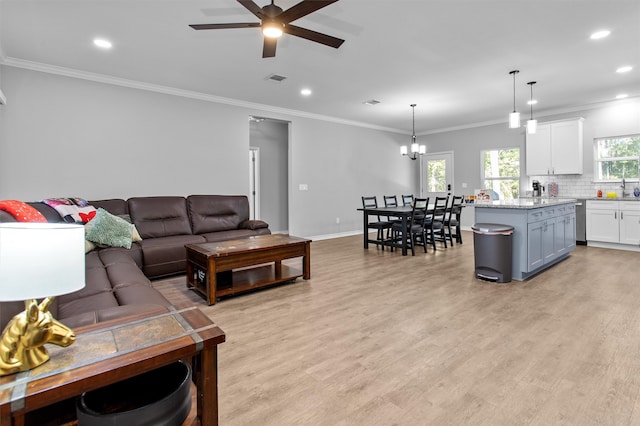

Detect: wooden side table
[0, 306, 225, 425]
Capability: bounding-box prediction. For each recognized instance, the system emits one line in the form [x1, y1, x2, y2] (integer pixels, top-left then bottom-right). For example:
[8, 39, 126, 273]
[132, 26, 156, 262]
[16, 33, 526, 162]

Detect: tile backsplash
[526, 174, 637, 198]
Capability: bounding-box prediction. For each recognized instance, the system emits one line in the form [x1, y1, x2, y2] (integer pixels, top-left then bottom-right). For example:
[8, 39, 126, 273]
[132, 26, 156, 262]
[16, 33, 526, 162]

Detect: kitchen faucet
[621, 178, 630, 198]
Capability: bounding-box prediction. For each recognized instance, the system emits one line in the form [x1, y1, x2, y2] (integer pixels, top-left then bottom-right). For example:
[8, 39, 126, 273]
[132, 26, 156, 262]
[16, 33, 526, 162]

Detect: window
[481, 148, 520, 200]
[426, 159, 446, 192]
[594, 134, 640, 181]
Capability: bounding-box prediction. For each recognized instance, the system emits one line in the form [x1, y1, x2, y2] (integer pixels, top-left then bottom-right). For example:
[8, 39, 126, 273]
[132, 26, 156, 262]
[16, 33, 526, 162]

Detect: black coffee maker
[532, 180, 542, 197]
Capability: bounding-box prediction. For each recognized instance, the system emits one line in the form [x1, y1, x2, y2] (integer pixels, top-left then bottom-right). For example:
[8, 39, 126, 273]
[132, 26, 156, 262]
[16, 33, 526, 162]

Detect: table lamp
[0, 223, 85, 376]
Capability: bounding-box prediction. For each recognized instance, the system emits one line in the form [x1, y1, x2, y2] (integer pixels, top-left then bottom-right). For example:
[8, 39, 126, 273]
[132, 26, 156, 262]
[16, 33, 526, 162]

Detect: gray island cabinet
[475, 199, 577, 280]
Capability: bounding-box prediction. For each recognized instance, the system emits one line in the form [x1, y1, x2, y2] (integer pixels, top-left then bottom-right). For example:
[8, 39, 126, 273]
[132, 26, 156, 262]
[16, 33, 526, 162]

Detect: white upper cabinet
[526, 118, 584, 175]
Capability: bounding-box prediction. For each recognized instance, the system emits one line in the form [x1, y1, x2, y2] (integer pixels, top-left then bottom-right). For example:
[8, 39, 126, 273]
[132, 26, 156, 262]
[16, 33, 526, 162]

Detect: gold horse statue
[0, 298, 75, 376]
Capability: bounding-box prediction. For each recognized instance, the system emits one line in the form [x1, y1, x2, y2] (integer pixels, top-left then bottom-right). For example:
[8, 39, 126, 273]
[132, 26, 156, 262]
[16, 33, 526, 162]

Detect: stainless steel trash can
[471, 223, 514, 283]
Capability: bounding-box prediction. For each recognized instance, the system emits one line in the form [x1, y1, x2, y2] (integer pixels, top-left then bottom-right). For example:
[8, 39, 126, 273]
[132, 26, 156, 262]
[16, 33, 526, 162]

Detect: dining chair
[390, 197, 428, 256]
[361, 196, 393, 250]
[445, 195, 465, 244]
[401, 194, 414, 207]
[383, 195, 401, 227]
[430, 196, 450, 248]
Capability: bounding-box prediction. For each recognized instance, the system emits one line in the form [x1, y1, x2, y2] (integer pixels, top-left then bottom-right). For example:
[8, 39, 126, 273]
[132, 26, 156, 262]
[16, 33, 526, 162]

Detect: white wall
[0, 65, 415, 238]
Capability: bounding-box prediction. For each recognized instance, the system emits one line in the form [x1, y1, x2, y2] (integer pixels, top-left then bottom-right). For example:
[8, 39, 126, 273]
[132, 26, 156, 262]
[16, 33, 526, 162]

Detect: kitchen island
[475, 198, 577, 280]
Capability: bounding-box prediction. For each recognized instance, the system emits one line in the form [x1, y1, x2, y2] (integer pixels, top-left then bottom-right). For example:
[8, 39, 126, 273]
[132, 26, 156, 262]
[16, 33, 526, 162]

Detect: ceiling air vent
[363, 99, 380, 105]
[266, 74, 287, 83]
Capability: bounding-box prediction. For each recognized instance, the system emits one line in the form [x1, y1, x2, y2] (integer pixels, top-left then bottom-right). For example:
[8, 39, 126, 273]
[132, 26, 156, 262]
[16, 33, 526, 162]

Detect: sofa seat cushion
[138, 234, 206, 278]
[201, 228, 271, 243]
[99, 245, 143, 269]
[62, 305, 170, 329]
[61, 251, 114, 303]
[99, 249, 151, 288]
[187, 195, 252, 234]
[115, 285, 172, 307]
[58, 292, 120, 321]
[129, 197, 192, 238]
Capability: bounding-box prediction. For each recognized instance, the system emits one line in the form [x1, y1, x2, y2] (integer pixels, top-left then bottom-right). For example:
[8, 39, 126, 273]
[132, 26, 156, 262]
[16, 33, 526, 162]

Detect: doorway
[249, 117, 289, 233]
[421, 151, 454, 199]
[249, 148, 260, 219]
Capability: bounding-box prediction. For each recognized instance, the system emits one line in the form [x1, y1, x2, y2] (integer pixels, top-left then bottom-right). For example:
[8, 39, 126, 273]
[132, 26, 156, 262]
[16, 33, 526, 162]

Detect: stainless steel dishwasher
[575, 199, 586, 244]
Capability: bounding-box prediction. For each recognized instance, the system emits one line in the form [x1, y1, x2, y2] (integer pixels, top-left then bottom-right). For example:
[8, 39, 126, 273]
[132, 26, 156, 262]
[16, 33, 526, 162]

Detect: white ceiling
[1, 0, 639, 134]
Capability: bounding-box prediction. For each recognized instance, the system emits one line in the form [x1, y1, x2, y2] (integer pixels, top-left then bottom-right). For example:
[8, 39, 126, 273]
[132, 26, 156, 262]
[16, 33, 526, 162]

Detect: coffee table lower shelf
[188, 263, 303, 300]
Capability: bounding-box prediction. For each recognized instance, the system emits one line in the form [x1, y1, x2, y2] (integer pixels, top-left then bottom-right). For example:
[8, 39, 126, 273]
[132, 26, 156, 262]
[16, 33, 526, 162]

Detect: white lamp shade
[400, 145, 408, 155]
[419, 145, 427, 155]
[411, 142, 419, 154]
[0, 223, 85, 301]
[509, 112, 521, 129]
[527, 119, 538, 134]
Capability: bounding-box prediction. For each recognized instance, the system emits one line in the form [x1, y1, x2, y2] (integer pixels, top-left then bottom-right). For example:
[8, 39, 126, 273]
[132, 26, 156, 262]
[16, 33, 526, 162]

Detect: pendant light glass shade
[526, 81, 537, 134]
[509, 112, 521, 129]
[508, 70, 520, 128]
[526, 119, 537, 134]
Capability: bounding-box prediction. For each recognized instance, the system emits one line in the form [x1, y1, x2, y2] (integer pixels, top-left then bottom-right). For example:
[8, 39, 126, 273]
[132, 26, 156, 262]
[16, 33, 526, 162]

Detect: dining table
[357, 205, 414, 256]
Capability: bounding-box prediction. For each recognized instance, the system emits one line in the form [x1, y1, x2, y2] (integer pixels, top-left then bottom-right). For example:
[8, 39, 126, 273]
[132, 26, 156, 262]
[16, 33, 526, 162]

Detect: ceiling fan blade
[278, 0, 339, 24]
[263, 37, 277, 58]
[284, 24, 344, 48]
[190, 22, 261, 30]
[237, 0, 264, 19]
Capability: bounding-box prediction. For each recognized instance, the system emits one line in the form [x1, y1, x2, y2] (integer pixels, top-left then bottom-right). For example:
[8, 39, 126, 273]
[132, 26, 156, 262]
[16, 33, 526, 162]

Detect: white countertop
[586, 197, 640, 201]
[474, 198, 578, 209]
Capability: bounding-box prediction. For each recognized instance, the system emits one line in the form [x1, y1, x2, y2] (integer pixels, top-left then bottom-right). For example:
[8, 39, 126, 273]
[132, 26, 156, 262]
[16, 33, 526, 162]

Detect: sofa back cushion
[128, 197, 193, 238]
[27, 202, 64, 222]
[187, 195, 250, 234]
[90, 199, 129, 216]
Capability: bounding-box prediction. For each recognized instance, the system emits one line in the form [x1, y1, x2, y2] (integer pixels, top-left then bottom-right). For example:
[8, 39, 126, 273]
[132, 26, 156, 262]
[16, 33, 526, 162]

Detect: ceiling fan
[189, 0, 345, 58]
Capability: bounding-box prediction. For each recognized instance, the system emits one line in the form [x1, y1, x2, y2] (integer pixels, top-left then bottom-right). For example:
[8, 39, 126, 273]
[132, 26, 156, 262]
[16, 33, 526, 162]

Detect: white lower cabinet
[586, 201, 640, 246]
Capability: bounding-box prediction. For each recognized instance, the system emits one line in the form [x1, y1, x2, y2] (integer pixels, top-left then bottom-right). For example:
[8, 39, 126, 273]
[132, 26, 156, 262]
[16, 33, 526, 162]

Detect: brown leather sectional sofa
[0, 195, 270, 330]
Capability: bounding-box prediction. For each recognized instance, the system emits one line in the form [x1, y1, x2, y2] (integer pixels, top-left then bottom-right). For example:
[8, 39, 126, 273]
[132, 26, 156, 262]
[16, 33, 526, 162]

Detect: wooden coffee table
[185, 234, 311, 305]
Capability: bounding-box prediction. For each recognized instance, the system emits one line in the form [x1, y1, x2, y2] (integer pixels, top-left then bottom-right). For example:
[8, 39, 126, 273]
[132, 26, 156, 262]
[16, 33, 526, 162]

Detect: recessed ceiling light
[300, 88, 312, 96]
[93, 38, 112, 49]
[363, 99, 380, 105]
[590, 30, 610, 40]
[616, 94, 629, 99]
[527, 99, 538, 105]
[616, 66, 633, 73]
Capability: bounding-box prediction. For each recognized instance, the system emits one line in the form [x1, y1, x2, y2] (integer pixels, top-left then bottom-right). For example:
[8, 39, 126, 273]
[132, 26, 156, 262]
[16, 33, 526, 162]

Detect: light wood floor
[153, 232, 640, 425]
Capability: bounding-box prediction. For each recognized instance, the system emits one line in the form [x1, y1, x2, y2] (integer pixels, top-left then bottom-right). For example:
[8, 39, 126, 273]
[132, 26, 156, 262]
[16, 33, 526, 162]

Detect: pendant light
[526, 81, 537, 134]
[401, 104, 426, 160]
[508, 70, 520, 128]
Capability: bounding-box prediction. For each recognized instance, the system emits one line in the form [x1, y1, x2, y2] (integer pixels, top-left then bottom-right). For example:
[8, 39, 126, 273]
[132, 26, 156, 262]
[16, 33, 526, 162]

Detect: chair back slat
[384, 195, 398, 208]
[402, 194, 414, 207]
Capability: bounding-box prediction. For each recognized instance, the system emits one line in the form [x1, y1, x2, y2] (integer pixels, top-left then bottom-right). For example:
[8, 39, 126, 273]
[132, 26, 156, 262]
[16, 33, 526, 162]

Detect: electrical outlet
[299, 184, 308, 191]
[335, 217, 340, 224]
[462, 182, 468, 188]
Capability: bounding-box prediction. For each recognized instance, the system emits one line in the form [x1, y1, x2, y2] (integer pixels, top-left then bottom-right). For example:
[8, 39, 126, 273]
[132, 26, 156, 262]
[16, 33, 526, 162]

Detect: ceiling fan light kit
[190, 0, 345, 58]
[262, 21, 284, 38]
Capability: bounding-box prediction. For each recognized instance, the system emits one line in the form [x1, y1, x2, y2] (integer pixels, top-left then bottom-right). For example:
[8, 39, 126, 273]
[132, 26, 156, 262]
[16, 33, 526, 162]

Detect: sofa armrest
[240, 219, 269, 230]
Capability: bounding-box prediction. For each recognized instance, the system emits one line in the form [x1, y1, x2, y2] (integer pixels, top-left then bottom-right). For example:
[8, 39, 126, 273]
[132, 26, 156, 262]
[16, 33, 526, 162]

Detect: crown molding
[1, 56, 406, 134]
[419, 96, 640, 136]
